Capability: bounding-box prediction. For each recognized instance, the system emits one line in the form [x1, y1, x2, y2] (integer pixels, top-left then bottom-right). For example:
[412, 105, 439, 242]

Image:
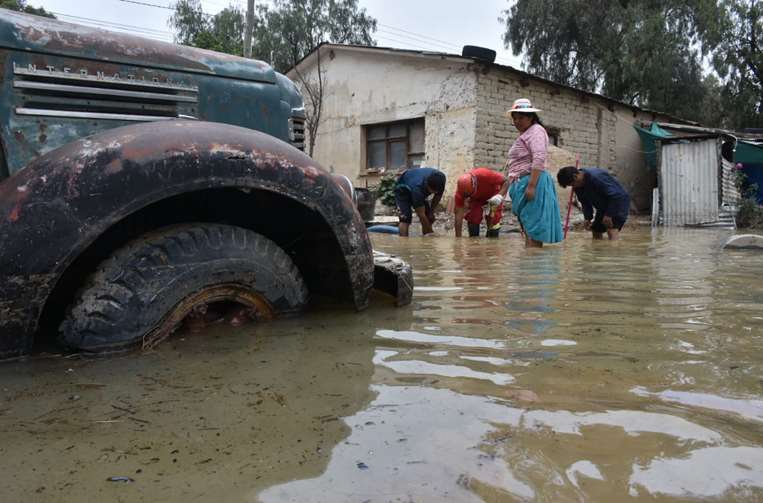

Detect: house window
[366, 118, 425, 173]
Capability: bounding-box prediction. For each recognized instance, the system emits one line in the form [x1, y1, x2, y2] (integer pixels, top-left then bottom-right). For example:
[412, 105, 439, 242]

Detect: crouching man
[394, 167, 446, 237]
[557, 166, 630, 240]
[454, 167, 509, 238]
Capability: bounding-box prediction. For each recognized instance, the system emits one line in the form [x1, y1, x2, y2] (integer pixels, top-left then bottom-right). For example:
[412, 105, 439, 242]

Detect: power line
[374, 34, 449, 54]
[53, 12, 172, 35]
[376, 28, 459, 53]
[378, 23, 517, 67]
[110, 0, 520, 66]
[52, 12, 175, 41]
[375, 31, 515, 67]
[118, 0, 173, 10]
[117, 0, 243, 12]
[53, 12, 173, 36]
[114, 0, 483, 56]
[378, 23, 462, 50]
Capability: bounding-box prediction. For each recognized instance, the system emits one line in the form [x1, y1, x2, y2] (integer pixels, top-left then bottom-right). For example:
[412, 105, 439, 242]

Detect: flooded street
[2, 227, 763, 502]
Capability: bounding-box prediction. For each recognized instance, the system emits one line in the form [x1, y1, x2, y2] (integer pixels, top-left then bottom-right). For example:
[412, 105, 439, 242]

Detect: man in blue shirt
[557, 166, 630, 240]
[394, 167, 446, 237]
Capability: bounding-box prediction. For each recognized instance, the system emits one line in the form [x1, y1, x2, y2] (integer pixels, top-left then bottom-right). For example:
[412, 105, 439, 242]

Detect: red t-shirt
[454, 167, 506, 207]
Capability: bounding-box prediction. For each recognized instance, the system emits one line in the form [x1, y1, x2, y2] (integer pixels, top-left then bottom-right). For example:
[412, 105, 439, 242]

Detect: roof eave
[289, 43, 697, 125]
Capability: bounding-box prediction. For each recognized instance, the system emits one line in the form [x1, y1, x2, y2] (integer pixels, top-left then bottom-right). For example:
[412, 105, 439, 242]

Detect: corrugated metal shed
[721, 158, 741, 206]
[657, 137, 722, 226]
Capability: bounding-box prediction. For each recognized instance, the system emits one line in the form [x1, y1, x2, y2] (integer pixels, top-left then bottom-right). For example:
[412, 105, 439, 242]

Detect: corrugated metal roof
[658, 122, 763, 140]
[659, 138, 720, 226]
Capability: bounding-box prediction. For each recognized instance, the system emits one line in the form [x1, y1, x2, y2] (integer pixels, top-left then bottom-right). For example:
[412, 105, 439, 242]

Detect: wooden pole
[243, 0, 254, 58]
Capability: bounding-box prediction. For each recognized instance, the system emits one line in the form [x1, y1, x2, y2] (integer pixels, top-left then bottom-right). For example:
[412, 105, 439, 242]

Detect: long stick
[563, 154, 580, 239]
[243, 0, 255, 58]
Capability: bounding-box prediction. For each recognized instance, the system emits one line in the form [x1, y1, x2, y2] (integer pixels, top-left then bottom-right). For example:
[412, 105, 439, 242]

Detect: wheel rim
[142, 283, 275, 349]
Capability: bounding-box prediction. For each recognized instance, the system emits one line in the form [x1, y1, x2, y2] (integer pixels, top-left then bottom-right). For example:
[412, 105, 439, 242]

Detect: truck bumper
[372, 251, 413, 307]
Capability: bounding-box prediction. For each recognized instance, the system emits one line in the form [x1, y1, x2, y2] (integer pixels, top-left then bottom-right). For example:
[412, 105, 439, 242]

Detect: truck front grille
[12, 63, 198, 121]
[289, 117, 305, 151]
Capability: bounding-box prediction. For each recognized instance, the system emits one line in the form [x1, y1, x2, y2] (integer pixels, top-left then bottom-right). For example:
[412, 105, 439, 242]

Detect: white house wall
[294, 49, 478, 194]
[614, 108, 673, 211]
[293, 47, 685, 213]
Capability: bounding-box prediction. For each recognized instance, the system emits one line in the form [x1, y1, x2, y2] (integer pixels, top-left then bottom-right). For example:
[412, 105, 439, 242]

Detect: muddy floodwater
[2, 228, 763, 502]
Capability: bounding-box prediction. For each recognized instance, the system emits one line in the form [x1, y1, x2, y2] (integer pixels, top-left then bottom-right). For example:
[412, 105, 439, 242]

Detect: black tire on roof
[59, 223, 308, 353]
[461, 45, 497, 63]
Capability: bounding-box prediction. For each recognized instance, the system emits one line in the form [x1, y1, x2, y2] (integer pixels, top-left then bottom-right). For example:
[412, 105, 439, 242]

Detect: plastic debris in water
[107, 476, 134, 483]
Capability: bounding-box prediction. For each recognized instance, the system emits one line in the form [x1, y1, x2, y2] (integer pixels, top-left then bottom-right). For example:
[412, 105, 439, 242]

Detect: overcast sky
[27, 0, 523, 68]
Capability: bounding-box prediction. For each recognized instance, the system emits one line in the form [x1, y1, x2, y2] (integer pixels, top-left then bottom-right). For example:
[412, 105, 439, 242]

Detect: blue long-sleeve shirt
[574, 168, 630, 221]
[396, 167, 442, 208]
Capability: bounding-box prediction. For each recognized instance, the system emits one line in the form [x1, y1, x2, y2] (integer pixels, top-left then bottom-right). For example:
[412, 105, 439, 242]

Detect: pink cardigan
[507, 123, 548, 182]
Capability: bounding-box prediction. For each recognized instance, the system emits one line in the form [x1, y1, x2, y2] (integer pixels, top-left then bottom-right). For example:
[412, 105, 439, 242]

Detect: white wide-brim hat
[506, 98, 542, 115]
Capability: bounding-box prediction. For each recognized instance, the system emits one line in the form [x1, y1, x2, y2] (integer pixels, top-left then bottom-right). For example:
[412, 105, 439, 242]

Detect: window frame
[365, 118, 425, 173]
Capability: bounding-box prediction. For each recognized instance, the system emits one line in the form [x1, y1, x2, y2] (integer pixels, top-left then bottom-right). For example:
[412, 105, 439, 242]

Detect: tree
[710, 0, 762, 128]
[169, 0, 376, 156]
[501, 0, 721, 123]
[1, 0, 55, 17]
[169, 0, 376, 71]
[251, 0, 376, 73]
[297, 48, 325, 156]
[169, 0, 245, 55]
[251, 1, 376, 155]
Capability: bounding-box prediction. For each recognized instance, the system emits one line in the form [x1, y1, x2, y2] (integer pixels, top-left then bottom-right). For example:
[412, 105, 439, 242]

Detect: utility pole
[243, 0, 254, 58]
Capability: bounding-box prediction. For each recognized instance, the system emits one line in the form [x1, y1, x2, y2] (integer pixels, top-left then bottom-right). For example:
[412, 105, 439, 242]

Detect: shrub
[734, 168, 763, 229]
[375, 174, 398, 208]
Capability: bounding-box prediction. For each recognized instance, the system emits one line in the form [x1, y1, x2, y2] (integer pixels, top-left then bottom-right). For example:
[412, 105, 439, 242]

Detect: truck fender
[0, 120, 373, 357]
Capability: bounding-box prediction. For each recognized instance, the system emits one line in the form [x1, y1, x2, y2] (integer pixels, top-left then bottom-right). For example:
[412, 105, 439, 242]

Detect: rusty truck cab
[0, 10, 411, 358]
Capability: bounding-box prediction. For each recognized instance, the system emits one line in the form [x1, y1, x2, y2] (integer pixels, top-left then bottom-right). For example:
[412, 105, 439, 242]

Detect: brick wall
[473, 65, 617, 174]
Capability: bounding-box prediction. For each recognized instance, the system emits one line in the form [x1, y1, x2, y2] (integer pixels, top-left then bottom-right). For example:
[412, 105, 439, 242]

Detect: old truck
[0, 10, 411, 359]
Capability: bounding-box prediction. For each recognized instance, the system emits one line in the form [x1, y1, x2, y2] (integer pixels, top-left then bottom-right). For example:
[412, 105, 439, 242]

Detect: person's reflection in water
[503, 248, 561, 337]
[406, 236, 447, 321]
[449, 238, 510, 316]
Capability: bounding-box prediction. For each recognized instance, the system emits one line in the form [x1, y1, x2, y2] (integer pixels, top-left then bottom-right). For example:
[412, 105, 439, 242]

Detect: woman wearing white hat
[505, 98, 563, 247]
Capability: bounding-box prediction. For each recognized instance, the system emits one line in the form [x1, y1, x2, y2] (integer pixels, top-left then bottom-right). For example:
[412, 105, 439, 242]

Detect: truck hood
[0, 9, 277, 84]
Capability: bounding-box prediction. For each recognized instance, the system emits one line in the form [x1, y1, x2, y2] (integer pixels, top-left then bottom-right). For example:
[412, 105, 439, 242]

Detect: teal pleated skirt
[509, 171, 563, 243]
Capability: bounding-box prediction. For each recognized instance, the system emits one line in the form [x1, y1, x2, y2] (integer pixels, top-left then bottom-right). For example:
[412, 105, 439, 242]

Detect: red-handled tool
[563, 154, 580, 239]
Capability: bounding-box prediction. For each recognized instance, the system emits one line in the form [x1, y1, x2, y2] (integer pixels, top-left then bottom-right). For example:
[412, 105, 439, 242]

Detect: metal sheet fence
[659, 138, 720, 226]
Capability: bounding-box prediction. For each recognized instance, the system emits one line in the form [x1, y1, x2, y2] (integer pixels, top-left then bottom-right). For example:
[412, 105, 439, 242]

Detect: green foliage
[251, 0, 376, 72]
[710, 0, 762, 128]
[734, 168, 763, 228]
[736, 196, 763, 228]
[375, 175, 398, 208]
[501, 0, 760, 128]
[169, 0, 245, 55]
[1, 0, 55, 17]
[168, 0, 376, 72]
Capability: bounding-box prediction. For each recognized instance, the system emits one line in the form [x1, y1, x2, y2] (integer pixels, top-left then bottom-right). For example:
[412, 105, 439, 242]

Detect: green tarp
[735, 140, 763, 204]
[735, 140, 763, 164]
[634, 122, 673, 169]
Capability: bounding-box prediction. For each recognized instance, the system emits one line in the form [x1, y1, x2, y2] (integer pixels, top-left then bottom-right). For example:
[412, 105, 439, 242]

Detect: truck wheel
[59, 224, 308, 353]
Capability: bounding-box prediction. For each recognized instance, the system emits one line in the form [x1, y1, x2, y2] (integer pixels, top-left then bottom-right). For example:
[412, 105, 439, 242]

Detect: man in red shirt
[454, 167, 509, 237]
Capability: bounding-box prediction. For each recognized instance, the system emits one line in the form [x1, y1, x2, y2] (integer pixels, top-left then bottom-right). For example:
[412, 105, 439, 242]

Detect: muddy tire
[59, 224, 308, 353]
